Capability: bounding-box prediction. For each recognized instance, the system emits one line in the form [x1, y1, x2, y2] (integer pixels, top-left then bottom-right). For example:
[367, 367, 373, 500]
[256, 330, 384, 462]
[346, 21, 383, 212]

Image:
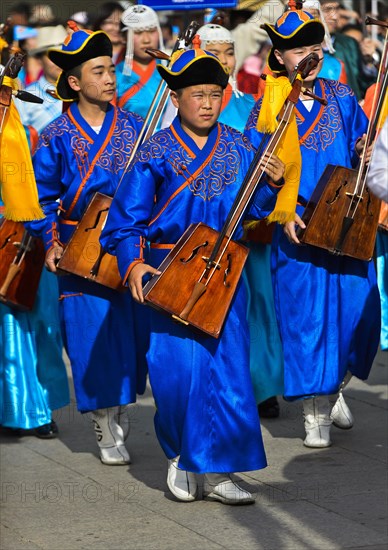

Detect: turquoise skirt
[0, 269, 70, 429]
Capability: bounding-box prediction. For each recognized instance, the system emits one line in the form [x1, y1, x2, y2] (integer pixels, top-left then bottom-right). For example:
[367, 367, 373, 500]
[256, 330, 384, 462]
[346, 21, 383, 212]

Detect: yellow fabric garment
[0, 76, 44, 220]
[256, 74, 302, 224]
[377, 90, 387, 130]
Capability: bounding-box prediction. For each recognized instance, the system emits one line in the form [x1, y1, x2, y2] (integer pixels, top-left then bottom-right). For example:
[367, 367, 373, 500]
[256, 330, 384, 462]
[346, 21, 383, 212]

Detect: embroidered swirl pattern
[38, 114, 70, 150]
[300, 80, 351, 151]
[37, 110, 142, 175]
[190, 127, 252, 200]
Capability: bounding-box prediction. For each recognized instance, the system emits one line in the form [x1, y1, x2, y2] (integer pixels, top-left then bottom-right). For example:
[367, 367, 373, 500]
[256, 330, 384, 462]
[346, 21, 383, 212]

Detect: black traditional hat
[263, 1, 325, 73]
[48, 23, 112, 101]
[157, 39, 229, 91]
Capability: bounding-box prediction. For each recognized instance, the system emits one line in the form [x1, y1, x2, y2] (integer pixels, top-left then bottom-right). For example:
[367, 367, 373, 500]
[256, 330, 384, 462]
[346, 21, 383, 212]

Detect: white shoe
[167, 457, 198, 502]
[303, 397, 332, 448]
[330, 372, 354, 429]
[91, 407, 131, 465]
[203, 474, 255, 505]
[330, 392, 354, 429]
[115, 405, 131, 441]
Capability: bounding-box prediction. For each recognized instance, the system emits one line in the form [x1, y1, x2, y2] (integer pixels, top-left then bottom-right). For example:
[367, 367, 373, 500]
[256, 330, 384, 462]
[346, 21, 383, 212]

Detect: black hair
[65, 63, 83, 81]
[91, 2, 123, 32]
[341, 23, 363, 34]
[9, 2, 31, 18]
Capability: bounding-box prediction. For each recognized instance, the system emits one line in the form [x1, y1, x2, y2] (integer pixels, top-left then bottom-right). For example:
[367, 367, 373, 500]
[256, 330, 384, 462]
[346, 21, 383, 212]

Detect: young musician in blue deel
[245, 1, 380, 449]
[25, 25, 146, 465]
[197, 23, 285, 418]
[101, 43, 287, 504]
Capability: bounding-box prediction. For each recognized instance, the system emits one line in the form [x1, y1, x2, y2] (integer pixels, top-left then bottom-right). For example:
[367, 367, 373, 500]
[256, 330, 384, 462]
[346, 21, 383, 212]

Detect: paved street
[1, 349, 387, 550]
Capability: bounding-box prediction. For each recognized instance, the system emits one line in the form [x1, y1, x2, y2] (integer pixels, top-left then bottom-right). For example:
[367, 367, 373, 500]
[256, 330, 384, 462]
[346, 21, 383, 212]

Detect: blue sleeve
[24, 128, 64, 250]
[244, 99, 263, 149]
[326, 82, 369, 167]
[243, 113, 284, 219]
[100, 145, 161, 281]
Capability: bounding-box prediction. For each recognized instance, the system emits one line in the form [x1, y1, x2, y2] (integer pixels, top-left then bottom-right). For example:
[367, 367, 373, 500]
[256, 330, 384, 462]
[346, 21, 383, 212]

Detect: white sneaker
[303, 397, 332, 448]
[91, 407, 131, 465]
[203, 474, 255, 505]
[167, 457, 198, 502]
[330, 392, 354, 429]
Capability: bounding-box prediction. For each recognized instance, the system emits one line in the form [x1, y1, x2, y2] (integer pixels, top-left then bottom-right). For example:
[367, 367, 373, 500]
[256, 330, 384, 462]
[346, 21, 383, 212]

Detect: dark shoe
[34, 421, 58, 439]
[0, 426, 24, 437]
[258, 396, 280, 419]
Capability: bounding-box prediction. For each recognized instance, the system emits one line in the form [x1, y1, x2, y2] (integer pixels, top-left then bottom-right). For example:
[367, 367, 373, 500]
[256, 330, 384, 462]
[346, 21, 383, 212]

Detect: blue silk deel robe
[245, 79, 381, 401]
[220, 84, 284, 404]
[26, 103, 146, 413]
[116, 59, 165, 128]
[101, 117, 283, 473]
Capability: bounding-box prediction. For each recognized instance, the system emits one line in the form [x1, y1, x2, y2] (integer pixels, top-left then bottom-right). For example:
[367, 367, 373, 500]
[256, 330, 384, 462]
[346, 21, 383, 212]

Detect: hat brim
[48, 31, 112, 71]
[55, 71, 79, 101]
[157, 57, 229, 91]
[29, 43, 64, 56]
[263, 19, 324, 73]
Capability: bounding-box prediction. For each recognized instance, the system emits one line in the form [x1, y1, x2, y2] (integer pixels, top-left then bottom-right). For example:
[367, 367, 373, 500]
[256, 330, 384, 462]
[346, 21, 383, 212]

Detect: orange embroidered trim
[170, 125, 195, 158]
[267, 177, 285, 188]
[117, 60, 156, 108]
[59, 293, 83, 300]
[65, 109, 118, 219]
[134, 236, 146, 261]
[67, 110, 93, 143]
[45, 221, 62, 247]
[299, 81, 326, 145]
[149, 124, 221, 226]
[123, 259, 144, 285]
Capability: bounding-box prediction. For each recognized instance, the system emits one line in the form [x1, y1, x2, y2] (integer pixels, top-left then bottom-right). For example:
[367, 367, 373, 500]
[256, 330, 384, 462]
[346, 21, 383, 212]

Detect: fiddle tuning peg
[145, 48, 170, 61]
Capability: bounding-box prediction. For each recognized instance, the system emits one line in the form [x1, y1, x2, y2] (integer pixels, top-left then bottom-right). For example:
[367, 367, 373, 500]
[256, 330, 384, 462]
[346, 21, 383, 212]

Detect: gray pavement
[1, 349, 387, 550]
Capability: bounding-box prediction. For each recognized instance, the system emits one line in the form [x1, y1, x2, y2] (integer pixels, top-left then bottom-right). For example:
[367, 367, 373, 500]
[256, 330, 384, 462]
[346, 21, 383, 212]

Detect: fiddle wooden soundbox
[296, 165, 381, 261]
[57, 193, 124, 291]
[0, 219, 45, 311]
[143, 223, 249, 339]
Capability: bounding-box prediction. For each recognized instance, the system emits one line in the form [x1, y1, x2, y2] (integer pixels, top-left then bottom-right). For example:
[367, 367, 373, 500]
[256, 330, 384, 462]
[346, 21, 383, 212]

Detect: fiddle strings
[345, 27, 388, 219]
[205, 56, 317, 266]
[117, 80, 168, 188]
[116, 22, 199, 189]
[199, 100, 296, 288]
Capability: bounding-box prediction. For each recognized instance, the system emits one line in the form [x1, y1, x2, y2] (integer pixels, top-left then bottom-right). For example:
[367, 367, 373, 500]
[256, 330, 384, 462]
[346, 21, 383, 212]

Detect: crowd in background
[3, 1, 387, 104]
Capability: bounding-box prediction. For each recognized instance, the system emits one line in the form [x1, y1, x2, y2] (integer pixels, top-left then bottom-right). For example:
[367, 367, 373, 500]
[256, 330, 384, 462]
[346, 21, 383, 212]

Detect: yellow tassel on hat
[0, 76, 44, 221]
[257, 74, 302, 224]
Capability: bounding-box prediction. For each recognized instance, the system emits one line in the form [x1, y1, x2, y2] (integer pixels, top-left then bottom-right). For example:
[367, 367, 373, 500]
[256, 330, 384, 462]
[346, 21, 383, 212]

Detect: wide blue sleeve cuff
[115, 235, 146, 284]
[24, 203, 60, 251]
[248, 178, 285, 220]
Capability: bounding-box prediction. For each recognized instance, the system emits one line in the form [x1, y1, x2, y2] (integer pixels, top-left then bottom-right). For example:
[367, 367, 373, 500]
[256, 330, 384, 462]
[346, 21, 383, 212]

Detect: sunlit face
[170, 84, 223, 136]
[133, 28, 159, 63]
[320, 2, 339, 34]
[274, 44, 323, 84]
[203, 42, 235, 75]
[100, 9, 124, 45]
[68, 56, 116, 104]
